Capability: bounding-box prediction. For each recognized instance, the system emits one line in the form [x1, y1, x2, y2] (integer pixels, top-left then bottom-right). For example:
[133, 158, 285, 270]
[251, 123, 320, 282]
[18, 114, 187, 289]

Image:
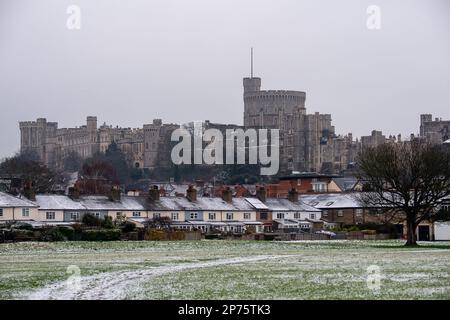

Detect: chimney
[68, 186, 80, 200]
[23, 180, 35, 201]
[256, 186, 266, 203]
[149, 185, 160, 201]
[221, 187, 233, 203]
[109, 185, 121, 201]
[186, 185, 197, 202]
[287, 187, 299, 203]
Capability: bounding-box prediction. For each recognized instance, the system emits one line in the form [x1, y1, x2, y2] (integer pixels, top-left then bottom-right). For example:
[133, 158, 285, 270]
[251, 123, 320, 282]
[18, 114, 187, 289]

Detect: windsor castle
[19, 74, 449, 175]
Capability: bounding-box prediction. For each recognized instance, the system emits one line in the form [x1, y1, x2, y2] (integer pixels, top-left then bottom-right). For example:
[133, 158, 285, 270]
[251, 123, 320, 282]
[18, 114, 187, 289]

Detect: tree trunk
[405, 215, 417, 246]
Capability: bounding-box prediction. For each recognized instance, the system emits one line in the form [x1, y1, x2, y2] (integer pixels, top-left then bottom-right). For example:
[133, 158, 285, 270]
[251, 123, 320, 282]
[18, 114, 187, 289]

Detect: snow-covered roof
[300, 193, 361, 209]
[264, 198, 321, 212]
[0, 192, 38, 208]
[245, 197, 269, 210]
[148, 196, 258, 212]
[34, 195, 85, 210]
[78, 195, 147, 211]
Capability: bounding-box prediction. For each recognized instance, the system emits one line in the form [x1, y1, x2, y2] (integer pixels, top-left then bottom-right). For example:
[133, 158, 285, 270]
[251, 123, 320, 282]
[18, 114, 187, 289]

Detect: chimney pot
[148, 185, 160, 201]
[186, 185, 197, 202]
[221, 187, 233, 203]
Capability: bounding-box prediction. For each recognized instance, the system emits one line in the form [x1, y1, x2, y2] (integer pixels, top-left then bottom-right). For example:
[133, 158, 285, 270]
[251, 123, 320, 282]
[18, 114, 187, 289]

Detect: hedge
[81, 229, 122, 241]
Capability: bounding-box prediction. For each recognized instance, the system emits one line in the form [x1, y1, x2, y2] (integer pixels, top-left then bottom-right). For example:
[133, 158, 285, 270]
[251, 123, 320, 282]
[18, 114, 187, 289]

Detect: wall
[38, 210, 64, 222]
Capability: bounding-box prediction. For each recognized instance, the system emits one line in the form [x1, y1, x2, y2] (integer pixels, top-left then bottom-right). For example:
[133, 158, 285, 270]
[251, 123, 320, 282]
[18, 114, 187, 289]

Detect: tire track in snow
[20, 255, 285, 300]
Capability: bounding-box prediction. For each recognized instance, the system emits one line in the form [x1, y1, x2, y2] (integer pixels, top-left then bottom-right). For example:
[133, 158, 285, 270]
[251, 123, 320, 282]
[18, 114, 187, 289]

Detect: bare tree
[144, 216, 172, 230]
[357, 141, 450, 246]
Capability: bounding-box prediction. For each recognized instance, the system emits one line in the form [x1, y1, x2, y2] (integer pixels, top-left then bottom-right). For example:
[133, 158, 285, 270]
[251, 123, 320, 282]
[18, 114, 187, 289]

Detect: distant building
[243, 76, 358, 174]
[420, 114, 450, 143]
[19, 116, 179, 170]
[360, 130, 386, 148]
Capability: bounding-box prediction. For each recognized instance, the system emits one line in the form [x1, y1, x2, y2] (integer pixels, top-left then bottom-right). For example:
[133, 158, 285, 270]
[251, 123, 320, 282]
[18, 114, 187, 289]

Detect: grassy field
[0, 240, 449, 300]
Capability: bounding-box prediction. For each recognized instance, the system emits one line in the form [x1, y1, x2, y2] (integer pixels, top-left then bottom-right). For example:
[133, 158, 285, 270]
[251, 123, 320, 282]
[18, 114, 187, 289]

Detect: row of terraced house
[1, 185, 449, 240]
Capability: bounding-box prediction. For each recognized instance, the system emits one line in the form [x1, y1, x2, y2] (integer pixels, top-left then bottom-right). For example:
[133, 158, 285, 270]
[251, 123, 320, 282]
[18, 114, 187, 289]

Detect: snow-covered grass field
[0, 240, 449, 300]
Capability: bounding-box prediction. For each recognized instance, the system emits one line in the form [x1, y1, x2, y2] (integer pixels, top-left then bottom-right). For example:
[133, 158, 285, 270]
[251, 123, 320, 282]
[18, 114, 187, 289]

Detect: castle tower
[243, 48, 261, 94]
[243, 77, 261, 94]
[86, 116, 99, 156]
[420, 114, 432, 137]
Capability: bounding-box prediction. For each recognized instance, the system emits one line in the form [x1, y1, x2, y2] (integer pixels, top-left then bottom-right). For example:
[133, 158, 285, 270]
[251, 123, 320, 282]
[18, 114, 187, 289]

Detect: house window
[276, 213, 285, 219]
[190, 212, 198, 219]
[70, 212, 79, 221]
[94, 212, 101, 218]
[310, 213, 316, 220]
[46, 212, 55, 220]
[0, 208, 3, 217]
[116, 212, 122, 218]
[312, 183, 326, 193]
[153, 213, 160, 218]
[294, 213, 301, 219]
[22, 208, 29, 217]
[133, 211, 141, 217]
[323, 211, 329, 217]
[226, 213, 233, 220]
[260, 212, 268, 220]
[244, 213, 251, 220]
[172, 213, 179, 221]
[337, 210, 344, 217]
[356, 209, 363, 217]
[209, 213, 216, 220]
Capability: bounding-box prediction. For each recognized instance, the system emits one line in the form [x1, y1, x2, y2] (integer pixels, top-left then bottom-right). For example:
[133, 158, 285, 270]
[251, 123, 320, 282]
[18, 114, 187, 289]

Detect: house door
[418, 225, 430, 241]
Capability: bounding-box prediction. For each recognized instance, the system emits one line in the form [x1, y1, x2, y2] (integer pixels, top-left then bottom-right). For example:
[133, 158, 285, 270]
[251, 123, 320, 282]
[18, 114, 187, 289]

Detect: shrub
[82, 213, 102, 227]
[40, 227, 65, 241]
[120, 221, 136, 233]
[102, 216, 115, 229]
[81, 229, 121, 241]
[57, 226, 75, 240]
[14, 223, 34, 231]
[12, 229, 37, 241]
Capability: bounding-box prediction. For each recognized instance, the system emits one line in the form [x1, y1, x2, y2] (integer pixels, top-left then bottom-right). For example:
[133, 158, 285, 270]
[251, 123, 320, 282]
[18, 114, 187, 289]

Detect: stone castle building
[420, 114, 450, 143]
[19, 75, 383, 175]
[243, 76, 359, 173]
[19, 117, 179, 170]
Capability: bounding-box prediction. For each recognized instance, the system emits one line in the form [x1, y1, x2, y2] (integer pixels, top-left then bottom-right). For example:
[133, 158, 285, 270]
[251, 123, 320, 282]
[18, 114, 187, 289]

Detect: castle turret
[243, 77, 261, 94]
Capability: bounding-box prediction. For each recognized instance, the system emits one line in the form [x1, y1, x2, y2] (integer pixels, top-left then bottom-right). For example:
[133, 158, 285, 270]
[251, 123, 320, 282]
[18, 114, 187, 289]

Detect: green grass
[0, 240, 449, 300]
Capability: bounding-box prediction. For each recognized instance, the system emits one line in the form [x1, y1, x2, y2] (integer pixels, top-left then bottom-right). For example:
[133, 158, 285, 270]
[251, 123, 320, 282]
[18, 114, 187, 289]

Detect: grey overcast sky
[0, 0, 449, 159]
